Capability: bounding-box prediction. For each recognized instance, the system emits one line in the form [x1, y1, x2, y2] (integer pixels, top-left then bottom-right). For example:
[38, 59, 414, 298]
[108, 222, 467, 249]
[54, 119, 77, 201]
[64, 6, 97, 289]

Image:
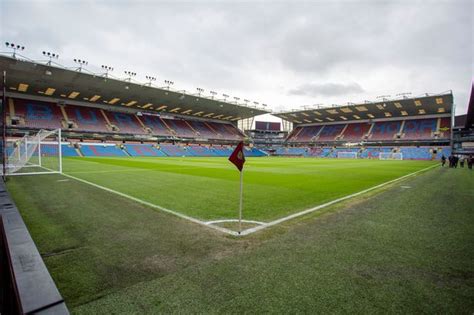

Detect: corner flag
[228, 141, 246, 234]
[228, 141, 245, 171]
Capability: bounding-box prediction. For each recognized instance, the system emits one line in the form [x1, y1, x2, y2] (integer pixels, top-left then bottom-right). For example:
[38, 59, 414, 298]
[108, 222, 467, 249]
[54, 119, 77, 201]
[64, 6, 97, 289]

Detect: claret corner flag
[228, 141, 246, 234]
[228, 141, 245, 172]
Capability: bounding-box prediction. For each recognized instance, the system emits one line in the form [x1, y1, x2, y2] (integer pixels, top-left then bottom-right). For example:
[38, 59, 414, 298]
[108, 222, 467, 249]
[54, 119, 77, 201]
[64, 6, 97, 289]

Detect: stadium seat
[207, 122, 244, 140]
[275, 147, 308, 156]
[340, 123, 371, 141]
[162, 119, 196, 138]
[158, 144, 192, 156]
[80, 144, 128, 157]
[288, 125, 323, 142]
[402, 119, 437, 140]
[187, 121, 220, 139]
[141, 116, 174, 136]
[317, 124, 346, 142]
[13, 99, 64, 129]
[106, 112, 146, 134]
[399, 147, 434, 160]
[124, 144, 167, 157]
[369, 121, 402, 140]
[65, 105, 109, 133]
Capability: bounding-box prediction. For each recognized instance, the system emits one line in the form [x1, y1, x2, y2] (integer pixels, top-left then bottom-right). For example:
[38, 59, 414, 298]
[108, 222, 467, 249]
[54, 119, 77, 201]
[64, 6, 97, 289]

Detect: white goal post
[3, 129, 62, 176]
[337, 151, 358, 159]
[379, 152, 403, 160]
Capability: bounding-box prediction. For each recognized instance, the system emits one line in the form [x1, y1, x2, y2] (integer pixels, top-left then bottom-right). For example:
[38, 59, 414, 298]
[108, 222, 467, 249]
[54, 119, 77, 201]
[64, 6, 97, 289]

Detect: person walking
[441, 154, 446, 167]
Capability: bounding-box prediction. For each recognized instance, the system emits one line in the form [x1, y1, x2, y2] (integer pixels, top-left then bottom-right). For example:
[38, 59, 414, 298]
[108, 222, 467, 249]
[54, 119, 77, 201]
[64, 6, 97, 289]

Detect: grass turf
[61, 157, 435, 222]
[5, 160, 473, 313]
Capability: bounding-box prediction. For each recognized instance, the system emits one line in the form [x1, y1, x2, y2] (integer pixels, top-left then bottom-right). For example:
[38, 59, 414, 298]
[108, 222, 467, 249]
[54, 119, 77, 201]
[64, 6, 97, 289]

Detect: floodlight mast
[73, 58, 88, 72]
[42, 51, 59, 66]
[196, 87, 204, 96]
[101, 65, 114, 78]
[164, 80, 174, 90]
[145, 76, 157, 86]
[4, 42, 25, 59]
[124, 71, 137, 82]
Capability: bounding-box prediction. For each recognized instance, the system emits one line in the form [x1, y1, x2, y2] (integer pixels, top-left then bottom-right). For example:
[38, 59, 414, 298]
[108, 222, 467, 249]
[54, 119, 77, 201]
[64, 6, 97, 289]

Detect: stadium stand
[39, 144, 79, 157]
[317, 124, 346, 142]
[272, 146, 451, 160]
[158, 144, 190, 156]
[275, 147, 307, 156]
[80, 144, 128, 157]
[140, 115, 173, 137]
[187, 121, 218, 139]
[402, 118, 438, 140]
[340, 123, 371, 141]
[12, 99, 63, 129]
[207, 122, 244, 140]
[106, 111, 146, 135]
[210, 145, 234, 156]
[1, 54, 455, 162]
[287, 125, 323, 142]
[124, 144, 166, 157]
[65, 105, 110, 133]
[245, 147, 267, 157]
[163, 119, 197, 138]
[369, 121, 402, 141]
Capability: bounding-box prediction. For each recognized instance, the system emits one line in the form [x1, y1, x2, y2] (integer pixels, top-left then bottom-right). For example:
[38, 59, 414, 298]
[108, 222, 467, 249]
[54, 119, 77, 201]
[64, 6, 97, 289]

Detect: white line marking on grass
[238, 164, 439, 236]
[55, 163, 437, 237]
[206, 219, 266, 225]
[57, 179, 70, 182]
[60, 172, 240, 236]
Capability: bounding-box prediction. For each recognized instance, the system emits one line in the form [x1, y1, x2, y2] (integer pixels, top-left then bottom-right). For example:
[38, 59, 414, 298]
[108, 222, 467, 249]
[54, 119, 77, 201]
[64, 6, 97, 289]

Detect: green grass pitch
[5, 157, 474, 312]
[60, 157, 435, 222]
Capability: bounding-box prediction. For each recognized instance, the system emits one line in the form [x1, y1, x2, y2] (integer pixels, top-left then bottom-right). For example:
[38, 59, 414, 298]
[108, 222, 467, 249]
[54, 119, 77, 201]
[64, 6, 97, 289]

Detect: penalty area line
[239, 163, 439, 236]
[59, 172, 240, 236]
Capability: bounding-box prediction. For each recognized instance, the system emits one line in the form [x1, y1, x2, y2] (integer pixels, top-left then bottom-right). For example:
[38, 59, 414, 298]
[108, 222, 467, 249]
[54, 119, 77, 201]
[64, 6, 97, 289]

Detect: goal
[3, 129, 62, 176]
[379, 152, 403, 160]
[337, 151, 358, 159]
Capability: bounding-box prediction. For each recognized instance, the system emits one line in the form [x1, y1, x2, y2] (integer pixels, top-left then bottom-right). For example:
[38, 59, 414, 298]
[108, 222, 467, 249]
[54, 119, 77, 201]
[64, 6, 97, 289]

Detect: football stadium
[0, 1, 473, 314]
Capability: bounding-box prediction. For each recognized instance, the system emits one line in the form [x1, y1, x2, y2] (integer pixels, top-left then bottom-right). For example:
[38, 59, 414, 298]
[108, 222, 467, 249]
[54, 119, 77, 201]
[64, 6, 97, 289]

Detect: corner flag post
[228, 141, 246, 234]
[239, 167, 243, 233]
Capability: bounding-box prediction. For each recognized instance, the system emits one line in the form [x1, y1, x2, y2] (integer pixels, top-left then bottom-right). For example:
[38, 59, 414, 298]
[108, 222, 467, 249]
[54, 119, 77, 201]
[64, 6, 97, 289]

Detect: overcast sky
[1, 0, 472, 121]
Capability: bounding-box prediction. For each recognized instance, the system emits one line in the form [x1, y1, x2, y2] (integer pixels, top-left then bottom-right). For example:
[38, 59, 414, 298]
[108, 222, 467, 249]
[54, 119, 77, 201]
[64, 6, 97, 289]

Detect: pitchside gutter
[60, 164, 439, 237]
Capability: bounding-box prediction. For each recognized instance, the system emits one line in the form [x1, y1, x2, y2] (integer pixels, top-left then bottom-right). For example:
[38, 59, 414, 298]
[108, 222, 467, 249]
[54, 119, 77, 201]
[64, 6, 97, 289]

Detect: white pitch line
[206, 219, 266, 225]
[238, 164, 439, 236]
[59, 172, 240, 236]
[56, 163, 437, 237]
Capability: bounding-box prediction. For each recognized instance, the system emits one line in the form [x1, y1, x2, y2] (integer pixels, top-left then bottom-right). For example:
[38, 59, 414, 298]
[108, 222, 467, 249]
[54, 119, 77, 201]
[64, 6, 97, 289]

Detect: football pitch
[58, 157, 436, 232]
[5, 158, 474, 312]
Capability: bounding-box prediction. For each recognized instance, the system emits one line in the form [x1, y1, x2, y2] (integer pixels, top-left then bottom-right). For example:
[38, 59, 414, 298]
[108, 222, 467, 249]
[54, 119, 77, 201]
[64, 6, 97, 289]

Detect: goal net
[337, 151, 358, 159]
[379, 152, 403, 160]
[3, 129, 62, 176]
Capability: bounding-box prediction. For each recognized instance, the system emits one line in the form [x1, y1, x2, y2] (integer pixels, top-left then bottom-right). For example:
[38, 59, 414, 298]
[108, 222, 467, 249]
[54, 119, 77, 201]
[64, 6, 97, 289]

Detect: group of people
[441, 154, 473, 169]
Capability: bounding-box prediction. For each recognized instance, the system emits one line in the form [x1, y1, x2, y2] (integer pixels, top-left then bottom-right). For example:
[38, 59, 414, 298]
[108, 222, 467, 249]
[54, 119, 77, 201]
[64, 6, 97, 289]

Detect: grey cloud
[289, 82, 365, 97]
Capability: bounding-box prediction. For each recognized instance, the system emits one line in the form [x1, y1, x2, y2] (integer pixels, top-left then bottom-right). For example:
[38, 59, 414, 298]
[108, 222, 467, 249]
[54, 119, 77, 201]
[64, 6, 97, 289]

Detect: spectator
[441, 154, 446, 167]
